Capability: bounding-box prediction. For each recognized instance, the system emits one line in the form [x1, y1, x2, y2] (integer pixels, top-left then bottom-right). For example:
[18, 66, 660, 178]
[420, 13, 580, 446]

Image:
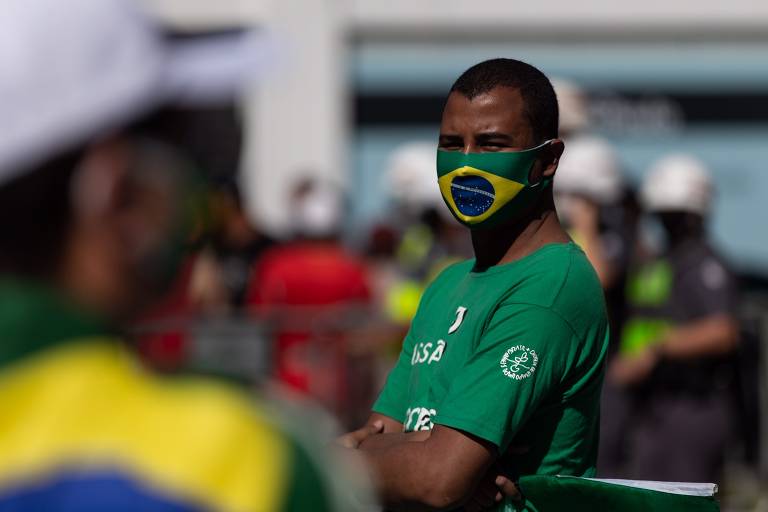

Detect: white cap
[0, 0, 276, 185]
[555, 136, 624, 204]
[552, 79, 589, 136]
[387, 142, 444, 209]
[641, 154, 713, 215]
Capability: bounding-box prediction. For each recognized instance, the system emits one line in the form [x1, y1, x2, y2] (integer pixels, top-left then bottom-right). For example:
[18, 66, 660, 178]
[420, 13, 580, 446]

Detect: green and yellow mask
[436, 140, 553, 229]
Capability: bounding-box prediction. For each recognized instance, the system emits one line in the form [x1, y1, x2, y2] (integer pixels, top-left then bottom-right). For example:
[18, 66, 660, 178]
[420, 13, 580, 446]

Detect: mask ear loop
[527, 139, 556, 187]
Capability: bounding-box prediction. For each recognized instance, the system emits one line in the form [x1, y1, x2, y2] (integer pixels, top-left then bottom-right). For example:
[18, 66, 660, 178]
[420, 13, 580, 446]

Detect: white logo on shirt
[448, 306, 468, 334]
[411, 340, 446, 365]
[404, 407, 437, 431]
[500, 345, 539, 381]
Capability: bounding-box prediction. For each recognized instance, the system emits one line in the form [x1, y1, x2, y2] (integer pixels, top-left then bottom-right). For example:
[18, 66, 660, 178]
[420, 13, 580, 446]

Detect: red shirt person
[247, 180, 371, 409]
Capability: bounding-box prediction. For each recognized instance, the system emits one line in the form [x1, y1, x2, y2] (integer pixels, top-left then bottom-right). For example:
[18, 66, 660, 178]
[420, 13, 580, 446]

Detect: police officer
[611, 154, 739, 483]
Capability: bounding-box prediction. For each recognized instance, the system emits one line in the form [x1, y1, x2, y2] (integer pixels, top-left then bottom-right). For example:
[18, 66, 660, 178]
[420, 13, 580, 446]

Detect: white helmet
[292, 181, 343, 237]
[386, 142, 444, 210]
[641, 154, 713, 215]
[555, 136, 624, 204]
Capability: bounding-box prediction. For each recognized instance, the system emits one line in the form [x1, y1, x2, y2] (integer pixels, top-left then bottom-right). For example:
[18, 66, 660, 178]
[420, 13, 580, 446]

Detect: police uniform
[620, 238, 738, 482]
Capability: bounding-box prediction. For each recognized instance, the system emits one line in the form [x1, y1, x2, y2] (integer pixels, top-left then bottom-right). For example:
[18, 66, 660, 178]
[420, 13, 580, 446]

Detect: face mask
[436, 140, 553, 229]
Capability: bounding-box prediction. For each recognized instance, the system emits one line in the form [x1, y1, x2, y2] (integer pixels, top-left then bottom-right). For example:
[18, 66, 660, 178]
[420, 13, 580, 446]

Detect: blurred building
[349, 3, 768, 276]
[145, 0, 768, 274]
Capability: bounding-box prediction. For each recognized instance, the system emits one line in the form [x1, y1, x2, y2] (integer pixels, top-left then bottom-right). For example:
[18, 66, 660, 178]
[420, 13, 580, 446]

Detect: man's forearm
[662, 315, 739, 358]
[359, 438, 455, 511]
[359, 431, 430, 451]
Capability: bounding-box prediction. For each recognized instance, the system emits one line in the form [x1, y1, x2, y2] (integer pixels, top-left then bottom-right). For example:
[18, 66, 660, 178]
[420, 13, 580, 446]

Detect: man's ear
[541, 139, 565, 179]
[70, 139, 129, 222]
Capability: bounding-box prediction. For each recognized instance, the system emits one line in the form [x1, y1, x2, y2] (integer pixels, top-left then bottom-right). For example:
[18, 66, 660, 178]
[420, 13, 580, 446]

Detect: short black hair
[0, 148, 82, 278]
[449, 58, 559, 143]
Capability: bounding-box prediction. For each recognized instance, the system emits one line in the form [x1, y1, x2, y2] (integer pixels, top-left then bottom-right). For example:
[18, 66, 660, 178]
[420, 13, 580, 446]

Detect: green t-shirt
[373, 242, 609, 481]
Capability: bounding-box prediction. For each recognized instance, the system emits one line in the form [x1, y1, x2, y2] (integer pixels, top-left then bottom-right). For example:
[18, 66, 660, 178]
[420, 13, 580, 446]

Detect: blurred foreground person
[0, 0, 365, 509]
[611, 155, 739, 483]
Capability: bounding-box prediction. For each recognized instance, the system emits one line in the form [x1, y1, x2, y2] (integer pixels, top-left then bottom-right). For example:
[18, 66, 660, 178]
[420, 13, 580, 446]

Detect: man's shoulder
[432, 258, 475, 281]
[502, 243, 607, 336]
[420, 258, 474, 296]
[0, 341, 303, 511]
[125, 375, 307, 509]
[672, 239, 735, 283]
[501, 243, 601, 303]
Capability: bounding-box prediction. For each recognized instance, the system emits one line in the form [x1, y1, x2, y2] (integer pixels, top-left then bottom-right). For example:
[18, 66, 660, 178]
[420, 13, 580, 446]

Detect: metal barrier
[132, 305, 402, 429]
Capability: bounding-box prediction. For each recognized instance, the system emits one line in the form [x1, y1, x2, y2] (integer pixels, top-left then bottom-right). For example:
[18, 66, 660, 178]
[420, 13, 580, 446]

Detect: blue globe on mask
[451, 175, 496, 216]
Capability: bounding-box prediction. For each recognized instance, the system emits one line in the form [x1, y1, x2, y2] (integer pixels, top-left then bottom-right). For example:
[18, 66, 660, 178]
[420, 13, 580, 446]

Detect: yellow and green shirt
[0, 279, 335, 512]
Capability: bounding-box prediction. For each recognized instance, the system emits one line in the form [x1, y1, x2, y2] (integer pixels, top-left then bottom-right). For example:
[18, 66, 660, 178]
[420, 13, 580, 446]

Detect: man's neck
[471, 204, 570, 271]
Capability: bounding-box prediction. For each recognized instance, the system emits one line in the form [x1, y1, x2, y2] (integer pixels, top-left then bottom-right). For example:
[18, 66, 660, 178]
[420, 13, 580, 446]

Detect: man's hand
[494, 475, 521, 503]
[609, 347, 659, 387]
[335, 420, 384, 449]
[464, 465, 521, 512]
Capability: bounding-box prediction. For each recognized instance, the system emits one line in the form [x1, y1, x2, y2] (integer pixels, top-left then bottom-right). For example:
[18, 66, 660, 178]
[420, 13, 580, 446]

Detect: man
[611, 154, 739, 483]
[0, 0, 361, 509]
[341, 58, 609, 511]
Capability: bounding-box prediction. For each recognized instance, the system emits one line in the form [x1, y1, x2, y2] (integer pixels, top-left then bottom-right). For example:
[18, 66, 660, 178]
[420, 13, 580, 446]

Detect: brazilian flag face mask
[436, 140, 553, 229]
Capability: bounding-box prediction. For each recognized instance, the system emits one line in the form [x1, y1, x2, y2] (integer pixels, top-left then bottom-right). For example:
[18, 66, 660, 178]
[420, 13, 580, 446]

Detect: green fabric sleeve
[371, 332, 415, 423]
[435, 304, 576, 451]
[281, 437, 332, 512]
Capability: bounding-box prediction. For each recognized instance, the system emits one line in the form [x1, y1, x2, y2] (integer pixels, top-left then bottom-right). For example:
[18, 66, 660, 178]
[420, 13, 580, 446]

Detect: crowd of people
[130, 74, 747, 494]
[129, 75, 747, 493]
[0, 0, 755, 510]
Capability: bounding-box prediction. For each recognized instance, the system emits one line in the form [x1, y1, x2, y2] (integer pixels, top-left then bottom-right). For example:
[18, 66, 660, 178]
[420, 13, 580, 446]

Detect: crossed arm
[341, 413, 514, 511]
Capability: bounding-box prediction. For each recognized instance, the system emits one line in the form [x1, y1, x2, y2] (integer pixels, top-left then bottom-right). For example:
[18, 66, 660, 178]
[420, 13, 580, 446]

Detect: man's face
[438, 86, 535, 155]
[67, 136, 201, 319]
[656, 210, 704, 246]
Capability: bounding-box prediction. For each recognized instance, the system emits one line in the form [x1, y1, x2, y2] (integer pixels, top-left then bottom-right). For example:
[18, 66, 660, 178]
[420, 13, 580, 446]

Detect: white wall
[352, 0, 768, 30]
[141, 0, 268, 29]
[143, 0, 348, 235]
[241, 0, 348, 234]
[142, 0, 768, 236]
